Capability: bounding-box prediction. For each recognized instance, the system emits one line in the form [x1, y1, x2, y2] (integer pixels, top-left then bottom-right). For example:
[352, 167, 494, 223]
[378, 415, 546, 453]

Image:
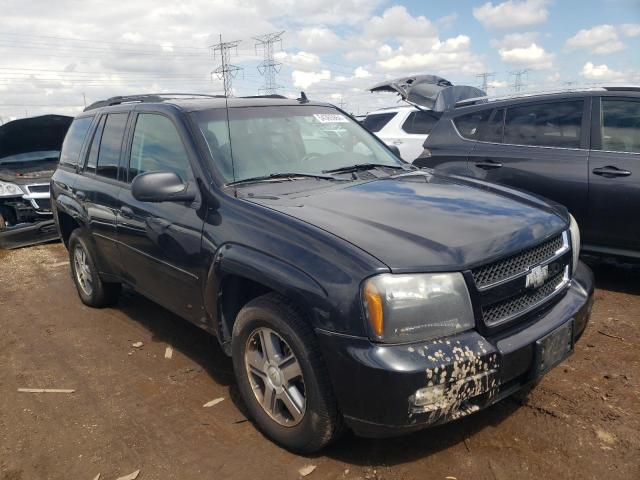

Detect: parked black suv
[51, 94, 594, 452]
[414, 87, 640, 260]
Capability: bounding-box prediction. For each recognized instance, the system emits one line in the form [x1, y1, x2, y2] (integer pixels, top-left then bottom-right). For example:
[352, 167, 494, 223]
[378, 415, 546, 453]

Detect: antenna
[253, 31, 285, 95]
[211, 35, 243, 97]
[476, 72, 496, 93]
[509, 70, 529, 93]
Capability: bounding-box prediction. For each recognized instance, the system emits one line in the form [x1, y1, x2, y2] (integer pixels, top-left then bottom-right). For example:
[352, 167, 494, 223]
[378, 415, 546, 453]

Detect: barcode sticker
[313, 113, 349, 123]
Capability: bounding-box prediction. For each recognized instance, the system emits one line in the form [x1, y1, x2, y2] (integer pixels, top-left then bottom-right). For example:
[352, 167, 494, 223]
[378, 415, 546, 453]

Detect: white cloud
[354, 67, 371, 78]
[565, 25, 626, 54]
[498, 43, 554, 70]
[275, 51, 320, 69]
[295, 27, 344, 53]
[473, 0, 552, 30]
[580, 62, 625, 81]
[621, 23, 640, 37]
[291, 69, 331, 89]
[243, 0, 384, 25]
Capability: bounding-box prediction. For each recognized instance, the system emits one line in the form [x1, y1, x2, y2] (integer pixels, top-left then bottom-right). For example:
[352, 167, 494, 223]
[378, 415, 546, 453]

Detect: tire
[232, 293, 343, 453]
[68, 229, 121, 307]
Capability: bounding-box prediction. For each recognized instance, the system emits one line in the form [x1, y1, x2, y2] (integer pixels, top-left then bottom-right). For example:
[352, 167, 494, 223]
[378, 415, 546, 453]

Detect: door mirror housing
[388, 145, 401, 157]
[131, 171, 195, 203]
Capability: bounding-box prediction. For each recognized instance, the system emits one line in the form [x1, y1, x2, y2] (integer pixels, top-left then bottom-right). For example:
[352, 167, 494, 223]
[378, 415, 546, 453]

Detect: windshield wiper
[227, 172, 345, 186]
[322, 163, 414, 174]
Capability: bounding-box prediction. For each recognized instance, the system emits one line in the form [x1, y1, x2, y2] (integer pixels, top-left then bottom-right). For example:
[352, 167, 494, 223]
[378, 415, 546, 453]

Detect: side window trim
[82, 114, 106, 172]
[502, 98, 586, 150]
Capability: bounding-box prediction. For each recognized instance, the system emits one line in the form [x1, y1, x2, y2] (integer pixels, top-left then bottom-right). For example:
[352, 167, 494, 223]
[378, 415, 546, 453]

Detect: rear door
[389, 110, 441, 162]
[117, 111, 205, 322]
[586, 96, 640, 253]
[76, 112, 129, 278]
[468, 98, 590, 227]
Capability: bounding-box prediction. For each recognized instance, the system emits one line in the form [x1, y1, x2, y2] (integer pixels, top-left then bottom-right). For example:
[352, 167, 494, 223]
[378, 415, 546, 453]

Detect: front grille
[472, 234, 564, 288]
[482, 271, 566, 326]
[26, 184, 49, 193]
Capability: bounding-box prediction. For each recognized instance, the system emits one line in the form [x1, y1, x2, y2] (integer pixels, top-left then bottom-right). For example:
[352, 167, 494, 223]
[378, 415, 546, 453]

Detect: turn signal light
[363, 282, 384, 337]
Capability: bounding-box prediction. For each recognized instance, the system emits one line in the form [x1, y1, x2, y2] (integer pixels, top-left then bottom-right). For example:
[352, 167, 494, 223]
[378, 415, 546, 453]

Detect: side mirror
[388, 145, 401, 157]
[131, 171, 195, 203]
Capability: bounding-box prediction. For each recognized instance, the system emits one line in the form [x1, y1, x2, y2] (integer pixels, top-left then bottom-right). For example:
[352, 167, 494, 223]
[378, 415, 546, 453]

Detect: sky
[0, 0, 639, 121]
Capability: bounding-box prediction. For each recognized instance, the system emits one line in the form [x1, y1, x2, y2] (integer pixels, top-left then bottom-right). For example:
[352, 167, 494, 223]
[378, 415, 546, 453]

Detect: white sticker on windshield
[313, 113, 349, 123]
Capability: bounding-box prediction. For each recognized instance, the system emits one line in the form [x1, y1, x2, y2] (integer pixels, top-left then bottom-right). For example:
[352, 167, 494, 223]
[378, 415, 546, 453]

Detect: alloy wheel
[73, 246, 93, 296]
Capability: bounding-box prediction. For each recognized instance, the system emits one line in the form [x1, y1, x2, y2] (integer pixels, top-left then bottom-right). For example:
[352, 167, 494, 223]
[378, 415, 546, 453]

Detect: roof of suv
[455, 85, 640, 109]
[83, 93, 332, 113]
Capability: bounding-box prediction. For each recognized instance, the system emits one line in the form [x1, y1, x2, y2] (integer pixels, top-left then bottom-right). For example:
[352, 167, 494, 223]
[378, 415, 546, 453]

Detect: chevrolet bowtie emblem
[525, 265, 549, 289]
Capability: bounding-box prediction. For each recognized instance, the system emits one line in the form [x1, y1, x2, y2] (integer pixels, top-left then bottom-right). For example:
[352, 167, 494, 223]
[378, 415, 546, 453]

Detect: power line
[476, 72, 496, 93]
[510, 70, 528, 93]
[211, 35, 243, 97]
[253, 31, 284, 95]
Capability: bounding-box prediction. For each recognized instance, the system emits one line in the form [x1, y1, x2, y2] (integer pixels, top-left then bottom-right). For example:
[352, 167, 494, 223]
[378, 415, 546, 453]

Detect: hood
[0, 114, 73, 161]
[370, 75, 486, 112]
[247, 173, 567, 272]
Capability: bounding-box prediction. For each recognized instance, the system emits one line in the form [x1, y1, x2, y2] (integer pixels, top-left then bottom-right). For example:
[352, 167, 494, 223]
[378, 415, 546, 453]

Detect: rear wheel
[68, 229, 121, 307]
[232, 293, 342, 453]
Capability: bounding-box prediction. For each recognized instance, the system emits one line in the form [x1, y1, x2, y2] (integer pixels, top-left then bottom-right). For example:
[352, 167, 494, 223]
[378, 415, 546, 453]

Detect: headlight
[569, 214, 581, 274]
[0, 181, 23, 197]
[362, 273, 474, 343]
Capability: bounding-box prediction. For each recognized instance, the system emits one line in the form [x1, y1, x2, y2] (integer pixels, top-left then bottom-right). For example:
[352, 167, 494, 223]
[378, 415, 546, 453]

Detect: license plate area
[534, 319, 574, 376]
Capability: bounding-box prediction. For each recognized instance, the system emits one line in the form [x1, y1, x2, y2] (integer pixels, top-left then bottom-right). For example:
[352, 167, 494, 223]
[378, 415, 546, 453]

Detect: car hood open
[0, 114, 72, 161]
[370, 75, 485, 112]
[247, 173, 567, 272]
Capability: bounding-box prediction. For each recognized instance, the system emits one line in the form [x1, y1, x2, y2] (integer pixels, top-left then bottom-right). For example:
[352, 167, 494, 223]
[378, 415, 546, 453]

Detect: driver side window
[128, 114, 192, 182]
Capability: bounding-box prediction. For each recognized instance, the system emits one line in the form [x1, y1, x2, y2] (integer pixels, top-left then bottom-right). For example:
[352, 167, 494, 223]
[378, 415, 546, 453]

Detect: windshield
[0, 150, 60, 165]
[191, 105, 404, 184]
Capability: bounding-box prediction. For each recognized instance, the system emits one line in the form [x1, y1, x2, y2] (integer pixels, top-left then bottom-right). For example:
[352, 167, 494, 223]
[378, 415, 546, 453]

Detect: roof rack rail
[241, 94, 288, 99]
[83, 93, 226, 111]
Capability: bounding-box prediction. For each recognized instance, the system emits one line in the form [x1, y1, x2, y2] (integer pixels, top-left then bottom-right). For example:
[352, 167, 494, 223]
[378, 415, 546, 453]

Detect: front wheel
[232, 293, 342, 453]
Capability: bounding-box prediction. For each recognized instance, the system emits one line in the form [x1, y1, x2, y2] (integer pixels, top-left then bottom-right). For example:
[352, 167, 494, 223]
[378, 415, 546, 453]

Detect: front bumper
[0, 219, 59, 249]
[317, 261, 594, 438]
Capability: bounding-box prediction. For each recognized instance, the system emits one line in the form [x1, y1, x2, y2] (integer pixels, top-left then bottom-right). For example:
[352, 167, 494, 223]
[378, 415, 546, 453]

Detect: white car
[362, 105, 441, 162]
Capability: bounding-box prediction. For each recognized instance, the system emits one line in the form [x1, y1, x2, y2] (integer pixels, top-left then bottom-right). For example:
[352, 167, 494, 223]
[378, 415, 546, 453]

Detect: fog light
[413, 384, 445, 408]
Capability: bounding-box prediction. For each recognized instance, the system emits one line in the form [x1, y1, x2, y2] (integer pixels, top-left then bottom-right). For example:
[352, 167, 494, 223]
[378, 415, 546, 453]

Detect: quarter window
[59, 116, 93, 166]
[128, 114, 191, 182]
[401, 111, 440, 135]
[85, 116, 106, 173]
[362, 112, 397, 133]
[504, 101, 583, 148]
[600, 99, 640, 153]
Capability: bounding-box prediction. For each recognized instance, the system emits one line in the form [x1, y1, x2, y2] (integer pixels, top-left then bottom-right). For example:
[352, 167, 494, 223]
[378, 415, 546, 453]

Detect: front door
[468, 99, 590, 228]
[117, 112, 205, 322]
[586, 96, 640, 254]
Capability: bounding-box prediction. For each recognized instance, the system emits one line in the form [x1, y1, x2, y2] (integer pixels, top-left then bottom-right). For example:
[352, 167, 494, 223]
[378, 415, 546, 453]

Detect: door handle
[475, 160, 503, 170]
[592, 166, 631, 178]
[392, 140, 403, 145]
[120, 206, 134, 218]
[75, 191, 86, 201]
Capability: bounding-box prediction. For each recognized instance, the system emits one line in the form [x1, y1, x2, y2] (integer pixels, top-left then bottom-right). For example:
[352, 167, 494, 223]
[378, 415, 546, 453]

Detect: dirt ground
[0, 243, 638, 480]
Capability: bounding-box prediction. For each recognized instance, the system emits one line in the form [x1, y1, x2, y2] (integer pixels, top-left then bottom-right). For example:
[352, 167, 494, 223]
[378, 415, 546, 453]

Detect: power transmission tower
[253, 31, 285, 95]
[509, 70, 528, 93]
[211, 35, 243, 97]
[476, 72, 496, 93]
[338, 96, 347, 111]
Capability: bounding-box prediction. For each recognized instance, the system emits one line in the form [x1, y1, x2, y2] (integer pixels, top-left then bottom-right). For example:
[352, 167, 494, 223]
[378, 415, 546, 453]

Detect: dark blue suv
[51, 94, 594, 452]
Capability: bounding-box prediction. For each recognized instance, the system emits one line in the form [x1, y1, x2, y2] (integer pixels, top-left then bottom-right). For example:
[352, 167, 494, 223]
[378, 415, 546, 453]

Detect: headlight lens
[569, 214, 581, 274]
[0, 181, 23, 197]
[362, 273, 474, 343]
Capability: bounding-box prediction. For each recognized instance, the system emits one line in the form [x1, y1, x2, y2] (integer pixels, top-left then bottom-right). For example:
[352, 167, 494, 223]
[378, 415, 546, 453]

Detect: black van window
[504, 101, 583, 148]
[453, 109, 492, 140]
[362, 112, 396, 132]
[85, 115, 106, 173]
[128, 114, 191, 182]
[478, 109, 504, 143]
[95, 113, 128, 180]
[59, 116, 92, 166]
[401, 111, 440, 134]
[600, 99, 640, 153]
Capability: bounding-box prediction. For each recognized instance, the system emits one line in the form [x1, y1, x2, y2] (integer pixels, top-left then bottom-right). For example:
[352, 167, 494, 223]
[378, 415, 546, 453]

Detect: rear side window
[401, 111, 440, 134]
[478, 109, 504, 143]
[453, 109, 492, 140]
[85, 116, 106, 173]
[362, 112, 397, 133]
[128, 114, 191, 182]
[59, 117, 93, 166]
[95, 113, 128, 180]
[600, 98, 640, 153]
[504, 101, 583, 148]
